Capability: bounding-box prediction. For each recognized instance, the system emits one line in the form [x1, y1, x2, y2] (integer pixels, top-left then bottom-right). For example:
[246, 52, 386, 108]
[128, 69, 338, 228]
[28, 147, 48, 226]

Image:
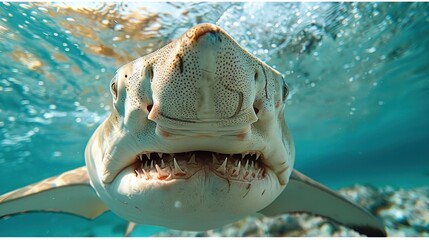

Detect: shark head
[85, 23, 294, 230]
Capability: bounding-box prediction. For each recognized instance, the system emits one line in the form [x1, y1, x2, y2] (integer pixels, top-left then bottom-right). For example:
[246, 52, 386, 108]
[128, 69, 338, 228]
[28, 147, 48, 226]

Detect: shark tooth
[243, 170, 250, 179]
[134, 169, 140, 178]
[255, 168, 261, 178]
[212, 154, 219, 164]
[244, 160, 249, 170]
[157, 152, 163, 158]
[173, 158, 186, 176]
[255, 152, 261, 160]
[161, 159, 165, 168]
[145, 153, 151, 159]
[150, 160, 154, 169]
[142, 168, 150, 180]
[188, 154, 196, 164]
[231, 161, 241, 177]
[241, 153, 246, 159]
[155, 164, 169, 179]
[259, 169, 264, 178]
[216, 158, 227, 175]
[239, 166, 248, 180]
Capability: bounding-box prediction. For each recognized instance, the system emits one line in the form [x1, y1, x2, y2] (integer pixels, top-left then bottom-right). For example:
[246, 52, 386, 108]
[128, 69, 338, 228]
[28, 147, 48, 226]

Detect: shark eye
[283, 82, 289, 101]
[111, 79, 118, 100]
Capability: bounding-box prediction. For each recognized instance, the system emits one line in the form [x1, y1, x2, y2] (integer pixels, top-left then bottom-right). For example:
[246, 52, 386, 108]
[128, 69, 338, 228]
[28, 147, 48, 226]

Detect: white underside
[96, 165, 283, 231]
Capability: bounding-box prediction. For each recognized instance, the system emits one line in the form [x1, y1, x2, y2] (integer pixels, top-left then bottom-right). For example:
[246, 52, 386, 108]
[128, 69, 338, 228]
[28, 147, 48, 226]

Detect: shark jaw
[92, 113, 293, 189]
[94, 149, 286, 231]
[94, 130, 292, 188]
[85, 121, 291, 230]
[132, 151, 266, 182]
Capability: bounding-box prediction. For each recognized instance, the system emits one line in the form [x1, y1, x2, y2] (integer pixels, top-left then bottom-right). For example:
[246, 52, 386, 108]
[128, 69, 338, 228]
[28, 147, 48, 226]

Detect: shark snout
[186, 26, 224, 120]
[146, 23, 259, 137]
[184, 23, 221, 44]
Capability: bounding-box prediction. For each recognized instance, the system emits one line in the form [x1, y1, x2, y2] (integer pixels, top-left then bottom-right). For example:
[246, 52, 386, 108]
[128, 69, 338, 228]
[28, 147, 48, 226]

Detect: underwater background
[0, 2, 428, 236]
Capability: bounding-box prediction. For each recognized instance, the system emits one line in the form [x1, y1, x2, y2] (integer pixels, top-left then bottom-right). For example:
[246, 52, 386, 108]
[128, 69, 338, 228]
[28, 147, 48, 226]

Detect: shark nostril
[147, 104, 153, 113]
[148, 66, 154, 82]
[253, 106, 259, 115]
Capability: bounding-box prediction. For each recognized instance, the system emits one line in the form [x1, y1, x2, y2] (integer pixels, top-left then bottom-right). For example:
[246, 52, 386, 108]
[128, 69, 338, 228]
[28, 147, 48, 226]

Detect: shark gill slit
[261, 65, 268, 99]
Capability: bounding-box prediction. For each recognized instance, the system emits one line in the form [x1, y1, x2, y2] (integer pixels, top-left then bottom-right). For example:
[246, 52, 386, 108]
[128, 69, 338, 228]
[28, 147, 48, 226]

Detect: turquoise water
[0, 2, 428, 236]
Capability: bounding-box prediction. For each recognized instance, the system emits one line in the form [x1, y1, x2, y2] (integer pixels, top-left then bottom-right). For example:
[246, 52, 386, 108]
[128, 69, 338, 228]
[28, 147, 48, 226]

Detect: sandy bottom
[152, 185, 429, 237]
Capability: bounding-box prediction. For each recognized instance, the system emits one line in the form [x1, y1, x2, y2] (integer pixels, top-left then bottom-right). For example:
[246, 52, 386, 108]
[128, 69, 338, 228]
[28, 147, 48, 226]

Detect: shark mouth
[133, 151, 266, 182]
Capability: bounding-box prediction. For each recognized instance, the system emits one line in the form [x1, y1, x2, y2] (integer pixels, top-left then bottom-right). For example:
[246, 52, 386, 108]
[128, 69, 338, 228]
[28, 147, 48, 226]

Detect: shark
[0, 23, 386, 237]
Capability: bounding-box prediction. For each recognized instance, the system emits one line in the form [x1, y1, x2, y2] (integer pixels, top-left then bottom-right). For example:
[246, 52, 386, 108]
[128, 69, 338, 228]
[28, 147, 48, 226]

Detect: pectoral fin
[0, 166, 108, 219]
[124, 222, 137, 237]
[259, 170, 386, 237]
